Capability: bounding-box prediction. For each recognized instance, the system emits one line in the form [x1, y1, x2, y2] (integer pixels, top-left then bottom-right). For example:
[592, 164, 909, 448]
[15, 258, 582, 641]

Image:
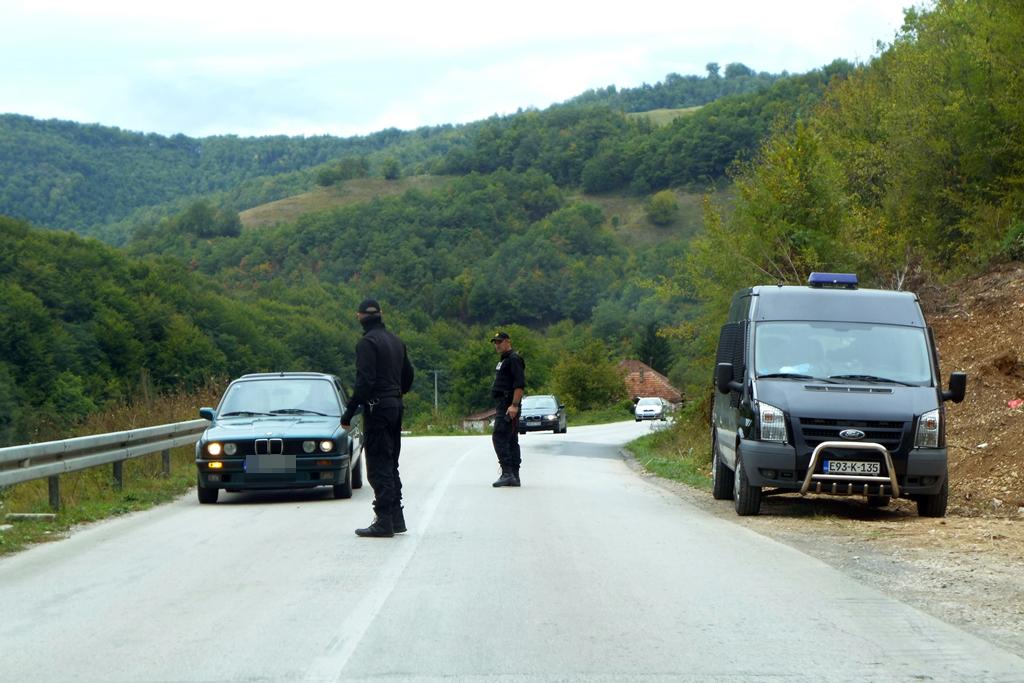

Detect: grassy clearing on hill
[626, 106, 702, 127]
[239, 176, 454, 229]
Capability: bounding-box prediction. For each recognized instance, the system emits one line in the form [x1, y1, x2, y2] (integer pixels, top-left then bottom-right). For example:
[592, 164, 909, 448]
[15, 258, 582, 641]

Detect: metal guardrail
[0, 419, 209, 510]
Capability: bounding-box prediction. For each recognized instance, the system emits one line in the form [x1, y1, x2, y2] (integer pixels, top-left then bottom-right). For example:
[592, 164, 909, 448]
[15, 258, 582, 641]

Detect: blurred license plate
[245, 453, 296, 473]
[526, 420, 541, 426]
[824, 459, 880, 475]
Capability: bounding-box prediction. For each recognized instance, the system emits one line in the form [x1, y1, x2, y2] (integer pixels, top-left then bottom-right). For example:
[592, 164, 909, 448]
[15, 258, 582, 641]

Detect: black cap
[490, 331, 510, 342]
[357, 299, 381, 315]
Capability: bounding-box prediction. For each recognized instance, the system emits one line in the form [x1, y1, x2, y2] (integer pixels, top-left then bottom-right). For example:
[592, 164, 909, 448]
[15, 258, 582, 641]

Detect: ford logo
[839, 429, 866, 440]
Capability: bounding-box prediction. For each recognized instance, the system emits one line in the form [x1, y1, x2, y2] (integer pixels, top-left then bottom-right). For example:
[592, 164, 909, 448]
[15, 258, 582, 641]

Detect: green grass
[625, 408, 713, 490]
[0, 447, 200, 556]
[0, 386, 222, 557]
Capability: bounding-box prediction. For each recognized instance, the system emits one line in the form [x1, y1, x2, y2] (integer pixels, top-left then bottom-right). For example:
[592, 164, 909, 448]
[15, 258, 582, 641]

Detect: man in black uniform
[490, 331, 525, 487]
[341, 299, 415, 537]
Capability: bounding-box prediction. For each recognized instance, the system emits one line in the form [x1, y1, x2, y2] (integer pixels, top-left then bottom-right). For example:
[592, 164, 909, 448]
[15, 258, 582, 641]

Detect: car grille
[795, 417, 907, 453]
[221, 440, 315, 456]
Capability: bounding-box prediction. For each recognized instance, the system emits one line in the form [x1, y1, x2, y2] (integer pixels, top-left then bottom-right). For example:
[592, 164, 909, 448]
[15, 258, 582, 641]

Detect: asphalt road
[1, 421, 1022, 682]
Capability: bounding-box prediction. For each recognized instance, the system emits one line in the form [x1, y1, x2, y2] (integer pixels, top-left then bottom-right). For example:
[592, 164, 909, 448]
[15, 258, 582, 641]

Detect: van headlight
[915, 409, 940, 448]
[757, 401, 787, 443]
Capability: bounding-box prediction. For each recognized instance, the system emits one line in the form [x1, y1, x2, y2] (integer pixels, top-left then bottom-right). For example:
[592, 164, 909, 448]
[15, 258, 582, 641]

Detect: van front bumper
[738, 439, 947, 496]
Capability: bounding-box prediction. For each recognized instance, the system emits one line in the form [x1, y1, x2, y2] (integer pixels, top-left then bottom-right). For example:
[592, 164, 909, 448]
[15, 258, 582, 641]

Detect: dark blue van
[712, 273, 966, 517]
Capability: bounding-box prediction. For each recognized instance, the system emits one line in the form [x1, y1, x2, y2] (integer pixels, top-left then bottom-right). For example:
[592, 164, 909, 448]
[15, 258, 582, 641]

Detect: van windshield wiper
[757, 373, 837, 383]
[269, 408, 331, 416]
[220, 410, 273, 417]
[828, 374, 916, 386]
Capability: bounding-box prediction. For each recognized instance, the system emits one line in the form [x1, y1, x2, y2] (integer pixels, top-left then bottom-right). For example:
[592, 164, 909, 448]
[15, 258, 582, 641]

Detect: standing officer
[341, 299, 415, 538]
[490, 331, 525, 487]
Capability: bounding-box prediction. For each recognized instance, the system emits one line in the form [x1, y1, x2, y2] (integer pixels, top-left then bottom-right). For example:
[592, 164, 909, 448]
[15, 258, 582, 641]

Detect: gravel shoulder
[623, 451, 1024, 656]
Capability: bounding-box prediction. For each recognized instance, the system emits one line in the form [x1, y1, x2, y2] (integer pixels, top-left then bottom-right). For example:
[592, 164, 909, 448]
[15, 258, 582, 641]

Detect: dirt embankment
[923, 263, 1024, 518]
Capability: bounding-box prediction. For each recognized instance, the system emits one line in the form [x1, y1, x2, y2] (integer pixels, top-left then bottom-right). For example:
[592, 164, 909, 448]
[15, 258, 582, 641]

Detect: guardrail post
[112, 461, 123, 490]
[162, 449, 171, 477]
[47, 476, 61, 511]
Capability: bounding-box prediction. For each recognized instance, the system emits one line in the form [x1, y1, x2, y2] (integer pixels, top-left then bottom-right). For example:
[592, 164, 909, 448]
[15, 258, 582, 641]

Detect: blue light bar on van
[807, 272, 858, 289]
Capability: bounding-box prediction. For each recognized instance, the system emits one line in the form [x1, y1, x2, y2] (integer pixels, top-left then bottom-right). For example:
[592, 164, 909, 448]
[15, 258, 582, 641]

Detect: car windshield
[522, 396, 557, 411]
[637, 398, 661, 406]
[218, 379, 341, 417]
[754, 321, 933, 385]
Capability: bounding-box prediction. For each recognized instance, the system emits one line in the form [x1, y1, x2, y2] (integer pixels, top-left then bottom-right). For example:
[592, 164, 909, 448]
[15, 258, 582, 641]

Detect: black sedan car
[518, 394, 567, 434]
[194, 372, 363, 504]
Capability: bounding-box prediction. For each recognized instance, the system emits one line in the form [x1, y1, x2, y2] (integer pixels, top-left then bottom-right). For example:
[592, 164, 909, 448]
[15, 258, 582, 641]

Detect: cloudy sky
[0, 0, 916, 139]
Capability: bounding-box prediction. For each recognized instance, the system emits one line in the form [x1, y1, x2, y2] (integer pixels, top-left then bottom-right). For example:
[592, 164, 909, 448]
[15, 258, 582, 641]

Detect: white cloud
[0, 0, 917, 136]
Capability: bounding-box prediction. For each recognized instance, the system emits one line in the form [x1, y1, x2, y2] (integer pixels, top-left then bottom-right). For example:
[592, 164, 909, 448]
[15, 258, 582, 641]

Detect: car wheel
[635, 418, 641, 422]
[733, 447, 762, 516]
[197, 475, 219, 504]
[916, 475, 948, 518]
[867, 495, 891, 508]
[711, 433, 734, 500]
[333, 459, 353, 499]
[351, 447, 363, 490]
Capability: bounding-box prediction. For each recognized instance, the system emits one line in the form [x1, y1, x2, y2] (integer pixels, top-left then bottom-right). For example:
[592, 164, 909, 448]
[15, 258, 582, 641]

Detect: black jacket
[341, 319, 414, 423]
[491, 349, 525, 399]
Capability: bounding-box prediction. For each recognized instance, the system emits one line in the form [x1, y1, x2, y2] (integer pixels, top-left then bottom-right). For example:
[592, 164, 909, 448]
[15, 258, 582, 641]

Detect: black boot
[392, 505, 407, 534]
[512, 467, 521, 487]
[492, 466, 517, 487]
[355, 513, 394, 537]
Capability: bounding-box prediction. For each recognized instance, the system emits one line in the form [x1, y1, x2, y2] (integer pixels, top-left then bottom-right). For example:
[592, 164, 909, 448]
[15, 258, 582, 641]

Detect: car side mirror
[942, 372, 967, 403]
[716, 363, 742, 395]
[199, 407, 215, 421]
[559, 404, 565, 409]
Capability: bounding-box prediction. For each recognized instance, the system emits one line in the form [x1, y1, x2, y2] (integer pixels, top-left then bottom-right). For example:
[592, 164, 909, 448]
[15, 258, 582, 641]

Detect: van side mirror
[199, 407, 215, 421]
[942, 372, 967, 404]
[716, 363, 742, 395]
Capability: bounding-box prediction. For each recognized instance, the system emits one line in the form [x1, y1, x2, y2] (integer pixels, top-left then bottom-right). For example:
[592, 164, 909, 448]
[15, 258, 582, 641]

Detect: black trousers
[491, 400, 521, 470]
[364, 400, 403, 514]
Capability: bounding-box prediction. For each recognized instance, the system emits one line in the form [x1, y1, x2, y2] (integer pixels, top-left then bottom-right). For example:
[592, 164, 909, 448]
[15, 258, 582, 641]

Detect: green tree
[633, 323, 674, 375]
[645, 190, 679, 226]
[381, 157, 401, 180]
[551, 340, 627, 411]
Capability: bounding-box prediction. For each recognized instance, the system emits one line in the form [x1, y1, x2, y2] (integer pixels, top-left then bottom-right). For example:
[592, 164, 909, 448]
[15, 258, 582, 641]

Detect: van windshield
[754, 322, 933, 386]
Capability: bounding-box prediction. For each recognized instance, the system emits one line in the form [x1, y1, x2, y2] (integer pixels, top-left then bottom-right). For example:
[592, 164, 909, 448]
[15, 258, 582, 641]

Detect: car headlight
[206, 442, 222, 457]
[545, 414, 557, 420]
[223, 442, 237, 456]
[302, 440, 316, 453]
[915, 409, 940, 448]
[319, 440, 334, 453]
[757, 401, 787, 443]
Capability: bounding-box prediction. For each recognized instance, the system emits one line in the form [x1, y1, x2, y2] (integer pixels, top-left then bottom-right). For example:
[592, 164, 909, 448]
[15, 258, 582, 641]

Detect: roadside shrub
[1000, 222, 1024, 261]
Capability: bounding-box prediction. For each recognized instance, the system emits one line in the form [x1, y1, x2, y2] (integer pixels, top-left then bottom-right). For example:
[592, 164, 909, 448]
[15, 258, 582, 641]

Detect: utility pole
[431, 369, 441, 414]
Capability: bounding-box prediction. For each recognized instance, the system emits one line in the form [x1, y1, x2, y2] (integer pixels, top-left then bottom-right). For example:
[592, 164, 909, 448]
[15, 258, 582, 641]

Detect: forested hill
[0, 62, 802, 240]
[0, 115, 446, 234]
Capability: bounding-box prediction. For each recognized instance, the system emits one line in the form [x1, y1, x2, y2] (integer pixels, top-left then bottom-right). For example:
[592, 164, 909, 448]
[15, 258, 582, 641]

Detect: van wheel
[333, 459, 353, 499]
[711, 434, 734, 500]
[916, 476, 948, 518]
[867, 495, 890, 508]
[733, 448, 762, 516]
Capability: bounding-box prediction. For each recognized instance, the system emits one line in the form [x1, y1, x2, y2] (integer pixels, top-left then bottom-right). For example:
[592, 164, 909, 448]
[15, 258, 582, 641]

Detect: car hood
[204, 416, 343, 440]
[755, 381, 939, 421]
